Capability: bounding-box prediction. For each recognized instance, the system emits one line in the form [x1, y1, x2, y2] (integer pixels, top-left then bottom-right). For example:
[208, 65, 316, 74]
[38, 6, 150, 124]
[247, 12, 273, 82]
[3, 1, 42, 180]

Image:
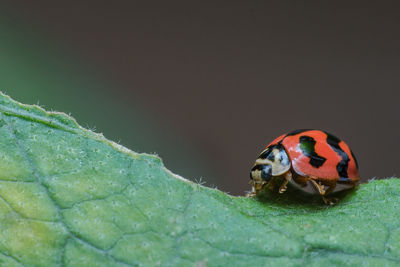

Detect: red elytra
[268, 130, 359, 182]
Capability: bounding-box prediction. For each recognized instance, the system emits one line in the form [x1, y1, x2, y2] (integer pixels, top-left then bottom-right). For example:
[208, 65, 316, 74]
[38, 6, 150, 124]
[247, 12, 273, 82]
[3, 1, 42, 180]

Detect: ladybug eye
[250, 164, 272, 182]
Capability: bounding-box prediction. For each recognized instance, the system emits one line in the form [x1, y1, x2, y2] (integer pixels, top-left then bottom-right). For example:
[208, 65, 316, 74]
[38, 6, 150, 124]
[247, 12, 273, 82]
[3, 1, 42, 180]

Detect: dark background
[1, 1, 399, 195]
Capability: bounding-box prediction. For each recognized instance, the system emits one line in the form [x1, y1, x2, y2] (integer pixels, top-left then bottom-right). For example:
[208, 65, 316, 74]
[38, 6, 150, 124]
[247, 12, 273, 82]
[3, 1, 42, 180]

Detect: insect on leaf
[0, 93, 398, 266]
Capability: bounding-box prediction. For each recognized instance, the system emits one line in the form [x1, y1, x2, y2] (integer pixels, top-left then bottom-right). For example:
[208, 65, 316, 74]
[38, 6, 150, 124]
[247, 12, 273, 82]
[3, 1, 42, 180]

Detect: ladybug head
[250, 144, 291, 183]
[250, 164, 272, 182]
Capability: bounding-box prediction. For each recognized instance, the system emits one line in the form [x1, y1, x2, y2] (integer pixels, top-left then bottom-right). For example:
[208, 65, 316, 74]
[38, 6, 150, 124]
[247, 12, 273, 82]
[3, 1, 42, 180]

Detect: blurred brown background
[1, 1, 399, 195]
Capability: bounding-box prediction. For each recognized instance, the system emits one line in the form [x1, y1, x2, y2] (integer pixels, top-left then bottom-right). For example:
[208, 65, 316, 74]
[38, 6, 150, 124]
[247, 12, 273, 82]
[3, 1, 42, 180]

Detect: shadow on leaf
[255, 184, 358, 208]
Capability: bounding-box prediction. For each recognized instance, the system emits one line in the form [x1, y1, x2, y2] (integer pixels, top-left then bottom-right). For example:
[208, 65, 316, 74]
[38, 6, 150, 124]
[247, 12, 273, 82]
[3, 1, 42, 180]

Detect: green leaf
[0, 92, 398, 267]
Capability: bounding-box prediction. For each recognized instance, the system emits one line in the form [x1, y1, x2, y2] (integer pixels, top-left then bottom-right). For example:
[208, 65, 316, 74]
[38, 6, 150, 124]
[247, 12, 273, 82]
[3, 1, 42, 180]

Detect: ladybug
[249, 129, 360, 204]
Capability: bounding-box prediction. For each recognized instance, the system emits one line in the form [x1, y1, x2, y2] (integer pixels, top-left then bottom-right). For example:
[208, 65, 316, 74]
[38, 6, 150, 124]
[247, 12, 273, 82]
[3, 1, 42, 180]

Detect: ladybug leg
[309, 179, 326, 195]
[247, 185, 256, 197]
[309, 179, 338, 205]
[247, 180, 267, 197]
[324, 183, 336, 196]
[279, 172, 292, 193]
[247, 180, 257, 197]
[321, 183, 339, 205]
[322, 197, 339, 205]
[321, 195, 339, 205]
[247, 189, 257, 197]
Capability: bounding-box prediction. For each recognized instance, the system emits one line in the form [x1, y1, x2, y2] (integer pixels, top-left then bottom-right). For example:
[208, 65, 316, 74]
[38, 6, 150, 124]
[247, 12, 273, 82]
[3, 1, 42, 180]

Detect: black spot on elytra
[277, 129, 313, 145]
[338, 177, 351, 182]
[350, 149, 359, 169]
[325, 132, 350, 178]
[299, 135, 327, 168]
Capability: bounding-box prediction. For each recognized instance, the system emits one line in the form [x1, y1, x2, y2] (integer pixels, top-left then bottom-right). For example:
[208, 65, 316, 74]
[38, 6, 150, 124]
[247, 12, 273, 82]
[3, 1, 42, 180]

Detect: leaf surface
[0, 93, 398, 266]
